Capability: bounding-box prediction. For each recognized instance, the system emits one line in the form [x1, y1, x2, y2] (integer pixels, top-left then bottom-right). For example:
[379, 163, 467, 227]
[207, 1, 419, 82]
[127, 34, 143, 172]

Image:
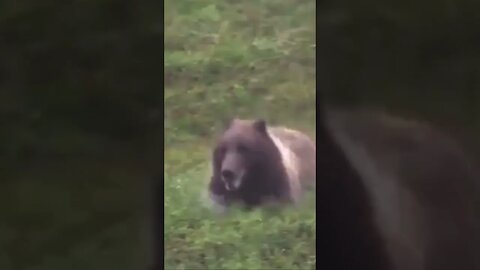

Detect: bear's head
[212, 118, 283, 194]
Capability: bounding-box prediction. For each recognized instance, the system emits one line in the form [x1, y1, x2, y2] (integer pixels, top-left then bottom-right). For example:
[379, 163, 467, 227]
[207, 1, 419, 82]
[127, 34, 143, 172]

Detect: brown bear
[207, 118, 316, 209]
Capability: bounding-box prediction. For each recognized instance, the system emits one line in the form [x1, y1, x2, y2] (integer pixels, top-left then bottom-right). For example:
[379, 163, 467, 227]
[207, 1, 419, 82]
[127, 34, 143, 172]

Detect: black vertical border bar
[149, 173, 164, 270]
[150, 0, 166, 269]
[315, 1, 321, 269]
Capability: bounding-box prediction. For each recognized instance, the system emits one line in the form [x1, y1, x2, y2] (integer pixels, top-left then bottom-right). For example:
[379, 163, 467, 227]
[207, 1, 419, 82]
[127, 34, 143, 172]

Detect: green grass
[164, 0, 316, 145]
[164, 0, 316, 269]
[164, 162, 316, 270]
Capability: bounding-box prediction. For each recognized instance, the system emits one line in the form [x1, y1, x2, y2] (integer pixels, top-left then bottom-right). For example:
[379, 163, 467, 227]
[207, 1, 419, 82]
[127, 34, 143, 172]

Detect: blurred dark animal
[316, 106, 480, 270]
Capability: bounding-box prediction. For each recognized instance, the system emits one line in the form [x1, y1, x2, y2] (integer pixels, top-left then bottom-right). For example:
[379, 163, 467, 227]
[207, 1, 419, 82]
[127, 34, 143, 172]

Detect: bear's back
[268, 126, 316, 191]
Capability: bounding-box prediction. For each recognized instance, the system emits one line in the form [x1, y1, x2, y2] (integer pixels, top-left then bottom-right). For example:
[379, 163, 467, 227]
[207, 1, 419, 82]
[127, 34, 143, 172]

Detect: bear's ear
[253, 119, 267, 134]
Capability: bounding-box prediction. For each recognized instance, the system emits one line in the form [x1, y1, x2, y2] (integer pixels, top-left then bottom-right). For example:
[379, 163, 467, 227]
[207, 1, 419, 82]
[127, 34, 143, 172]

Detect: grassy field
[164, 0, 316, 269]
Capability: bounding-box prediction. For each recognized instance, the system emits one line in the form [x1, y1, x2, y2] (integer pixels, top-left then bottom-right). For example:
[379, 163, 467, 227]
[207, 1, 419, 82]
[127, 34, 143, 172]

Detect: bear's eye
[237, 144, 249, 153]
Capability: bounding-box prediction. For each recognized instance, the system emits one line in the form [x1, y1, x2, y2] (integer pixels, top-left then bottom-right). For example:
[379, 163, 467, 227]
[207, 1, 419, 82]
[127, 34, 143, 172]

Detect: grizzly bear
[207, 118, 315, 209]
